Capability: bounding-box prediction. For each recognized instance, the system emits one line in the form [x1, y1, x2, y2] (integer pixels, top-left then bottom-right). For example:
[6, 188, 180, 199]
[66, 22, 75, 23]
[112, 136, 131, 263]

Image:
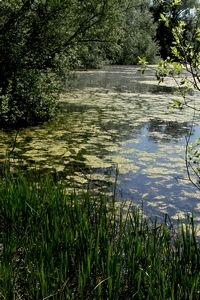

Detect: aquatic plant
[0, 171, 200, 299]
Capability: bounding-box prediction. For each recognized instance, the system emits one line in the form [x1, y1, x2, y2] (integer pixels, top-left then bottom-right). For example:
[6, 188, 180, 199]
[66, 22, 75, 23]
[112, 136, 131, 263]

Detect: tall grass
[0, 170, 200, 299]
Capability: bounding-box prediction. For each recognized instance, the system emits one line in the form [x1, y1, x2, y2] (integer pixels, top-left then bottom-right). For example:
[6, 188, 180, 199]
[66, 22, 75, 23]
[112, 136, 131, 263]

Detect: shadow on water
[147, 118, 191, 142]
[1, 65, 200, 221]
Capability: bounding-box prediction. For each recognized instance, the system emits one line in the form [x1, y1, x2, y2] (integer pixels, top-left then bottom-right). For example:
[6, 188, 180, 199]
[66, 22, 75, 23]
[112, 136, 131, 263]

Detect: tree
[150, 0, 199, 59]
[0, 0, 123, 127]
[72, 0, 159, 67]
[114, 0, 159, 65]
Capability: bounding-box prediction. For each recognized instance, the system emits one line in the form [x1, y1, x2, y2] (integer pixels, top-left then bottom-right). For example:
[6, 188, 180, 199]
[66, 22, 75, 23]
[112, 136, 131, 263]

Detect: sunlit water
[1, 65, 200, 221]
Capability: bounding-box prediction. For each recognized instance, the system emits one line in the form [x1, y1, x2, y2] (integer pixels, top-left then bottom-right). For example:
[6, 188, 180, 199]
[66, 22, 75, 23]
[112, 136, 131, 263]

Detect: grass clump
[0, 171, 200, 299]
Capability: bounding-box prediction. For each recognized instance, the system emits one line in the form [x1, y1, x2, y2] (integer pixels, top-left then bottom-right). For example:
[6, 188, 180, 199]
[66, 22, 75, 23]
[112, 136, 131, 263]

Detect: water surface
[1, 65, 200, 221]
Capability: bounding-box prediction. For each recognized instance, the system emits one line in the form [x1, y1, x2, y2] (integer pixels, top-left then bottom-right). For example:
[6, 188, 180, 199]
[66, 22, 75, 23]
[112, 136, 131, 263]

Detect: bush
[0, 70, 60, 127]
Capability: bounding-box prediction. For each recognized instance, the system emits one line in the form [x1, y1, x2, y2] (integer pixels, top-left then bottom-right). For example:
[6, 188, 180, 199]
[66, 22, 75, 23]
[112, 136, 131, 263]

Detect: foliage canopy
[150, 0, 199, 59]
[0, 0, 124, 127]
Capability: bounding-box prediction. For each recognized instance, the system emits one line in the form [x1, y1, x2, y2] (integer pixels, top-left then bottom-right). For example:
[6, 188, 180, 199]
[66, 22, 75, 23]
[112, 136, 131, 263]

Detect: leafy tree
[0, 0, 123, 127]
[150, 0, 199, 59]
[114, 0, 159, 65]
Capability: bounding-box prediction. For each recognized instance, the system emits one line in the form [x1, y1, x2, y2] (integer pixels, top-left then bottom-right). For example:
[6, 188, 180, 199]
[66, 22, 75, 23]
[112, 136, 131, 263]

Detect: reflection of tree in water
[147, 118, 191, 142]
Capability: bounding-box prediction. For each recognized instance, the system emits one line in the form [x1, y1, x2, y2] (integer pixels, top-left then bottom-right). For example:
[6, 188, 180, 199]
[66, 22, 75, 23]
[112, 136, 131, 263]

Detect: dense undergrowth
[0, 170, 200, 299]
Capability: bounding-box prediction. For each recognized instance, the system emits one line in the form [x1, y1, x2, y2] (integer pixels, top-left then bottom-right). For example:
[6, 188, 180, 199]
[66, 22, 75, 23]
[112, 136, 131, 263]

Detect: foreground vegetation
[0, 170, 200, 299]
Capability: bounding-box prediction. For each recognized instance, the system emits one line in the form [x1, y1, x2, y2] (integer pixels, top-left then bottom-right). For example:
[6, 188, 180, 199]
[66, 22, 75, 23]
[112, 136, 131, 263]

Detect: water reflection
[147, 118, 191, 142]
[0, 65, 200, 221]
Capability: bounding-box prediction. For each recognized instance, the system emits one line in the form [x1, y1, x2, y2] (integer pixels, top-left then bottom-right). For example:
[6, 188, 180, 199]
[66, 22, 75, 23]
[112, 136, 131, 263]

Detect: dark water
[1, 65, 200, 222]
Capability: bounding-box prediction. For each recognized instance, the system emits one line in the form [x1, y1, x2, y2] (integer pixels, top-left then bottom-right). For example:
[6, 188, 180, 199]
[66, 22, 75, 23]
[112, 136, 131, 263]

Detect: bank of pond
[0, 169, 200, 299]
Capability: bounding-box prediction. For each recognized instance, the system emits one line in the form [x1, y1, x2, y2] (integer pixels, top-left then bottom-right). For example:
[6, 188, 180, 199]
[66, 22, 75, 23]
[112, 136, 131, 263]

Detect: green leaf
[170, 98, 183, 109]
[159, 13, 169, 27]
[172, 0, 181, 6]
[195, 28, 200, 42]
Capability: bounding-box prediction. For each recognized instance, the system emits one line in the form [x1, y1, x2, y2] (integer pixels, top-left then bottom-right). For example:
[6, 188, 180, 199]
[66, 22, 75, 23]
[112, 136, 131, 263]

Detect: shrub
[0, 69, 60, 127]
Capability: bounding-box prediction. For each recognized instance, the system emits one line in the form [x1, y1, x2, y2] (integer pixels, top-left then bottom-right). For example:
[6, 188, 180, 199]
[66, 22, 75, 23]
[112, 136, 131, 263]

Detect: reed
[0, 171, 200, 299]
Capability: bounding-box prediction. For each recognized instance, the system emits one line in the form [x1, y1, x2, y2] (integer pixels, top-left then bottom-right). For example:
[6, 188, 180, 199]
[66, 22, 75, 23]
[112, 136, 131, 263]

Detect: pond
[1, 65, 200, 221]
